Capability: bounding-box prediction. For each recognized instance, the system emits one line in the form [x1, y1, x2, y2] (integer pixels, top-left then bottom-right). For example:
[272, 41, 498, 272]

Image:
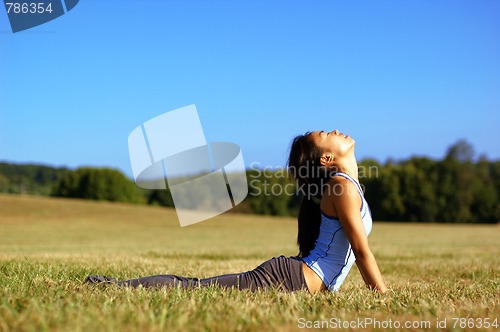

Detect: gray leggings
[118, 255, 308, 292]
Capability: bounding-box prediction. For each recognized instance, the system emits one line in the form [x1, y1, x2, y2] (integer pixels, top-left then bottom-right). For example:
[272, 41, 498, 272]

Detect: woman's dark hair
[288, 132, 332, 257]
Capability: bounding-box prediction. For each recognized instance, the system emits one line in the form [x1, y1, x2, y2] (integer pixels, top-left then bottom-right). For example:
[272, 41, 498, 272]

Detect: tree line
[0, 140, 498, 223]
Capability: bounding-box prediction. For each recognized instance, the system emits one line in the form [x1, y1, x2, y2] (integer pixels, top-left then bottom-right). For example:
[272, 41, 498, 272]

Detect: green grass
[0, 194, 498, 331]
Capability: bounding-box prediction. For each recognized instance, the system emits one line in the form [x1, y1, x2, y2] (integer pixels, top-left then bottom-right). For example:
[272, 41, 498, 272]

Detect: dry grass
[0, 194, 498, 331]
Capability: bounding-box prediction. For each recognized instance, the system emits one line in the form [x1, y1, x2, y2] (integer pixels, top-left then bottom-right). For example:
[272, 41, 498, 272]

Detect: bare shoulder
[321, 175, 362, 218]
[324, 175, 360, 199]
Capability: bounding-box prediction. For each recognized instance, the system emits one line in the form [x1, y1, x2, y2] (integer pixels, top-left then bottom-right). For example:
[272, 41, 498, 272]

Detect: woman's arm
[326, 177, 387, 293]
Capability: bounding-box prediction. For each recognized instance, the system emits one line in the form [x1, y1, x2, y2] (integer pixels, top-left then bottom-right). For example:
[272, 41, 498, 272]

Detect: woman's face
[309, 130, 355, 158]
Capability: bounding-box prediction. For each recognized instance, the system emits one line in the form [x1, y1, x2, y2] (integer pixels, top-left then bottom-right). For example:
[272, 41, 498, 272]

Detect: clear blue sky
[1, 0, 499, 177]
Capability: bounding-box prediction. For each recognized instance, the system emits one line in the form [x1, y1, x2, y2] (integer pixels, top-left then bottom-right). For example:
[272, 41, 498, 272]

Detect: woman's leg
[87, 256, 308, 292]
[115, 272, 255, 290]
[117, 275, 200, 288]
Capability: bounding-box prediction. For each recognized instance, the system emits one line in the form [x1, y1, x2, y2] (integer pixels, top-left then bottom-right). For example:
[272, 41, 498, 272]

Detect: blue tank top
[302, 172, 372, 292]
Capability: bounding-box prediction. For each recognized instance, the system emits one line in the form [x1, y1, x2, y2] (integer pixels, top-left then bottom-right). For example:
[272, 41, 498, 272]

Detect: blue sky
[1, 0, 499, 177]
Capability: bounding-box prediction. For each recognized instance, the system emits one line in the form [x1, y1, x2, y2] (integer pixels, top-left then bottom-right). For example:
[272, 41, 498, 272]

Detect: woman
[86, 130, 387, 294]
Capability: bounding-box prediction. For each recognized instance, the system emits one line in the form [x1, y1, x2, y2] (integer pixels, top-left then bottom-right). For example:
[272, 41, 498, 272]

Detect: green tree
[469, 157, 499, 222]
[378, 165, 405, 221]
[53, 168, 144, 204]
[437, 140, 476, 222]
[0, 162, 68, 195]
[445, 139, 475, 163]
[398, 158, 439, 222]
[246, 169, 294, 216]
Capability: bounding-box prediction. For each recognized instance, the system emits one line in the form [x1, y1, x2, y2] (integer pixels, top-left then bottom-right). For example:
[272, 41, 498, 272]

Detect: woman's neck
[333, 155, 359, 182]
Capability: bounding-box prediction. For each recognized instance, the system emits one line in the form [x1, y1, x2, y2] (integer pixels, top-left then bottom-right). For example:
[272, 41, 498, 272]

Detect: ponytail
[297, 196, 321, 257]
[288, 132, 332, 258]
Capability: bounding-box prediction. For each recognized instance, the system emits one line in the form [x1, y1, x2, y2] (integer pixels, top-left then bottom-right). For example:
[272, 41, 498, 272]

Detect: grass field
[0, 194, 498, 331]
